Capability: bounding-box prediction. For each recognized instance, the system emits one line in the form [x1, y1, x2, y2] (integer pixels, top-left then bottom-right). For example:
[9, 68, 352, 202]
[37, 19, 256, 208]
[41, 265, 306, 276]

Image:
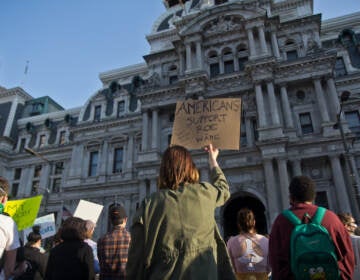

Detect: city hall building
[0, 0, 360, 239]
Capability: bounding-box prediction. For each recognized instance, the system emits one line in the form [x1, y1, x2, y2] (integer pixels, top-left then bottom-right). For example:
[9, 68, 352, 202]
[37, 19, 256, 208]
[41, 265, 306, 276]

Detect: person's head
[158, 145, 199, 190]
[26, 225, 42, 247]
[0, 176, 9, 206]
[59, 217, 87, 241]
[338, 212, 357, 234]
[84, 220, 96, 239]
[109, 204, 127, 226]
[289, 176, 316, 204]
[237, 208, 256, 234]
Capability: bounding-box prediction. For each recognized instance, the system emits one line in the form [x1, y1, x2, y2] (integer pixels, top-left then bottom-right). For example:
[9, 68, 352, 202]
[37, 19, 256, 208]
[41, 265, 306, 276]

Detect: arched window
[222, 48, 234, 74]
[237, 44, 248, 71]
[208, 51, 220, 78]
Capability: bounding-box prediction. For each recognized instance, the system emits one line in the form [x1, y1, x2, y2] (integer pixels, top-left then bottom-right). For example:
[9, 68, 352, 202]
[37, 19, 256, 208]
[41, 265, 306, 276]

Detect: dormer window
[94, 105, 101, 122]
[117, 101, 125, 117]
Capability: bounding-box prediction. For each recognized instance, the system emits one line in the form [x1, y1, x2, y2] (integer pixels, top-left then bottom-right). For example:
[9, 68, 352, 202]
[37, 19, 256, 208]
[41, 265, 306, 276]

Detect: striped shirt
[97, 226, 131, 280]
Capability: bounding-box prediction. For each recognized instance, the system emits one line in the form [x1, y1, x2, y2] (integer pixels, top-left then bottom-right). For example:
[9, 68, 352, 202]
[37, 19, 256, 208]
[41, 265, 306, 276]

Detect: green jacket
[126, 167, 236, 280]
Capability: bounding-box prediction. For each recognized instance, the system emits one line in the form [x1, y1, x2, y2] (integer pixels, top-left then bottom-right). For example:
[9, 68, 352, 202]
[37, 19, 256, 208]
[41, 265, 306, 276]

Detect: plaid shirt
[97, 225, 131, 280]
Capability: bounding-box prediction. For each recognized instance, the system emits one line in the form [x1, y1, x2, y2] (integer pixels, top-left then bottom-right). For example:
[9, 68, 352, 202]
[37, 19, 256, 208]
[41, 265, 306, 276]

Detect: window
[252, 119, 259, 141]
[94, 105, 101, 122]
[14, 168, 22, 180]
[88, 151, 99, 177]
[168, 134, 172, 145]
[345, 111, 360, 137]
[117, 101, 125, 117]
[113, 148, 123, 173]
[19, 138, 26, 152]
[39, 135, 46, 147]
[59, 131, 66, 145]
[31, 181, 39, 195]
[299, 113, 314, 134]
[54, 162, 64, 175]
[224, 60, 234, 74]
[238, 57, 247, 71]
[334, 57, 347, 77]
[210, 63, 220, 77]
[11, 184, 19, 198]
[286, 50, 298, 61]
[34, 165, 42, 178]
[52, 178, 61, 193]
[169, 75, 178, 85]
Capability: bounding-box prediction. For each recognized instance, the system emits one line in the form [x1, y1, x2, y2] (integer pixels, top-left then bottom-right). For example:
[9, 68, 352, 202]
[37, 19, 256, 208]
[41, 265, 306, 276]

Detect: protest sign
[23, 213, 56, 240]
[171, 98, 241, 150]
[5, 195, 43, 231]
[73, 200, 103, 224]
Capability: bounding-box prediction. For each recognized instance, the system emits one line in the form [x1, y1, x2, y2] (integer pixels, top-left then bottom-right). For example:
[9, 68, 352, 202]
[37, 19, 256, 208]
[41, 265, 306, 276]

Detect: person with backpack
[269, 176, 354, 280]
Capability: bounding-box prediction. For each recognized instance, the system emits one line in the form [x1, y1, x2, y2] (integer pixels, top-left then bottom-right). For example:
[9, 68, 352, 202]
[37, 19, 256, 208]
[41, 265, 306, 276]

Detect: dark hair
[60, 217, 87, 241]
[26, 225, 42, 246]
[289, 176, 316, 203]
[0, 176, 9, 196]
[158, 145, 199, 190]
[109, 205, 127, 226]
[237, 208, 256, 233]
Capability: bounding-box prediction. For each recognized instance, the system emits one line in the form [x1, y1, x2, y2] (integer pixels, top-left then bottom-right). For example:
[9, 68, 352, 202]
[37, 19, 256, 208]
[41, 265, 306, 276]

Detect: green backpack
[282, 207, 340, 280]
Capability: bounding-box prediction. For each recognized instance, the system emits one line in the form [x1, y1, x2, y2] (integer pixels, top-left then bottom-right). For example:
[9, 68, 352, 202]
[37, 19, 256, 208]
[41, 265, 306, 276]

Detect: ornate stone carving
[204, 15, 243, 36]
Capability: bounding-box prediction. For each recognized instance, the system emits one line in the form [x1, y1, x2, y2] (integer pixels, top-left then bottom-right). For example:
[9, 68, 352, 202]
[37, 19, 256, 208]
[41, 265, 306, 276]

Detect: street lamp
[334, 92, 360, 221]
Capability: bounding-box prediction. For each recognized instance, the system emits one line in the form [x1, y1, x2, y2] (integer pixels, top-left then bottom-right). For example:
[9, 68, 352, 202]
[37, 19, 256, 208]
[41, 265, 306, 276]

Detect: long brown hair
[237, 208, 256, 234]
[158, 145, 199, 190]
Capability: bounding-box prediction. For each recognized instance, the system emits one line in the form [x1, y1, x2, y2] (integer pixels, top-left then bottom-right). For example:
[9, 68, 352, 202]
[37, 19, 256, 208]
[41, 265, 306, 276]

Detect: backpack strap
[312, 206, 326, 225]
[282, 209, 302, 225]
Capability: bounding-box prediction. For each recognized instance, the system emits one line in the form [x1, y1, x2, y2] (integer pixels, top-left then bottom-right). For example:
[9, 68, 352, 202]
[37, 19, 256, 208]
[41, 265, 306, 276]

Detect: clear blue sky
[0, 0, 359, 109]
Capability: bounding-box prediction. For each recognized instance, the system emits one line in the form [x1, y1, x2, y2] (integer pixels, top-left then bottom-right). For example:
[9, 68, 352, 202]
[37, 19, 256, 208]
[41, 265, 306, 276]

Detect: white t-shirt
[0, 214, 20, 258]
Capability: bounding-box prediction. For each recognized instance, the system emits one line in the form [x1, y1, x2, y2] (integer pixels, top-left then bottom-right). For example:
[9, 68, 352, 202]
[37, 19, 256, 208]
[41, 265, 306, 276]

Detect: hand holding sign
[171, 98, 241, 150]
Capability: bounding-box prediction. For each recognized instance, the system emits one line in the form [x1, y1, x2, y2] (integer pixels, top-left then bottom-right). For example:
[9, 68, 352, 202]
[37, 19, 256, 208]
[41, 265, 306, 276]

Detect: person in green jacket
[126, 144, 236, 280]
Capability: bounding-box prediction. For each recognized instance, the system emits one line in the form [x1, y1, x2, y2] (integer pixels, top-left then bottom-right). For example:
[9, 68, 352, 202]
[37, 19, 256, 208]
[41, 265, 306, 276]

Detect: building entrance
[222, 194, 267, 240]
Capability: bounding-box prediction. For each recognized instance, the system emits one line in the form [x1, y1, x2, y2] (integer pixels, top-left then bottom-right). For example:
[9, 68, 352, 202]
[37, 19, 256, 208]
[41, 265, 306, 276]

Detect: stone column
[247, 27, 256, 57]
[292, 159, 302, 177]
[141, 111, 149, 151]
[245, 118, 254, 147]
[280, 85, 294, 128]
[69, 144, 84, 177]
[151, 109, 159, 150]
[313, 79, 330, 123]
[196, 41, 203, 70]
[329, 155, 352, 213]
[271, 31, 280, 58]
[263, 159, 280, 224]
[326, 78, 344, 122]
[185, 43, 192, 71]
[255, 84, 267, 128]
[127, 135, 134, 170]
[267, 82, 280, 126]
[277, 158, 290, 209]
[179, 50, 185, 75]
[99, 141, 108, 175]
[258, 25, 268, 54]
[4, 97, 19, 137]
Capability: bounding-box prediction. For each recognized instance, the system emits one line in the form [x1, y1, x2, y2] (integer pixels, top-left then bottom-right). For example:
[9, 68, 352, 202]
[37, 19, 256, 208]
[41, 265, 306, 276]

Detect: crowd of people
[0, 144, 360, 279]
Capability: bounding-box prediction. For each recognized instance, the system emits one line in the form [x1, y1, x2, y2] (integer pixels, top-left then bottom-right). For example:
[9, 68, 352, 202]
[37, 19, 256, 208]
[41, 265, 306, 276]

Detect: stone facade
[0, 0, 360, 240]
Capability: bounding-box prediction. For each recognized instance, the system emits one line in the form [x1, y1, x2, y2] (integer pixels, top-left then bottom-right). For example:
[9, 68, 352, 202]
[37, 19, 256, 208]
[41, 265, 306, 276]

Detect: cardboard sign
[171, 98, 241, 150]
[4, 195, 43, 231]
[23, 213, 56, 240]
[73, 200, 103, 224]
